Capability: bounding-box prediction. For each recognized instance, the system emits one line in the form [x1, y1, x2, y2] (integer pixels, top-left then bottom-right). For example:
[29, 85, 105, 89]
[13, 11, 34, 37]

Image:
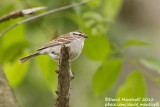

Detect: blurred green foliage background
[0, 0, 160, 107]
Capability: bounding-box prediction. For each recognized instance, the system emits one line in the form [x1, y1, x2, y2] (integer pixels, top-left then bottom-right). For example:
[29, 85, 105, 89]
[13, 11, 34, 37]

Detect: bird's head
[70, 30, 88, 40]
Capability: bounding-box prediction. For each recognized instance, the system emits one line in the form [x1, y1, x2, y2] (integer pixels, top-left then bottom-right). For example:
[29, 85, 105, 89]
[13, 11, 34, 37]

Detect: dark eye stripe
[73, 33, 76, 35]
[73, 33, 79, 35]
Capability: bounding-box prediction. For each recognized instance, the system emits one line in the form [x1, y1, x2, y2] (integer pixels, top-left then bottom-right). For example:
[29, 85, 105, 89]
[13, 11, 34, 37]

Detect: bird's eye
[79, 34, 82, 36]
[73, 33, 82, 36]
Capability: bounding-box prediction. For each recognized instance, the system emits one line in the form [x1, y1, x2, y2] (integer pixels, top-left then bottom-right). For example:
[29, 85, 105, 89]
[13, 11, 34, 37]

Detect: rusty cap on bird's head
[74, 30, 88, 38]
[75, 30, 83, 33]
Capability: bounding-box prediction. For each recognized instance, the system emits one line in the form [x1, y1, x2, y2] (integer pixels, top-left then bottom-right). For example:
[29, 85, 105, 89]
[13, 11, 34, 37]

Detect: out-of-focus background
[0, 0, 160, 107]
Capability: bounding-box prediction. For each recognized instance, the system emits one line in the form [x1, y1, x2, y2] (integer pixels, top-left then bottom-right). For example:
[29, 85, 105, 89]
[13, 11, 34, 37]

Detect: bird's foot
[55, 70, 59, 74]
[55, 90, 59, 95]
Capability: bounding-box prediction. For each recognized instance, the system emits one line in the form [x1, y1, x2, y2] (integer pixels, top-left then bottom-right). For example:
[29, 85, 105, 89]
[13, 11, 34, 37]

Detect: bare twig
[0, 64, 19, 107]
[56, 45, 73, 107]
[0, 0, 95, 38]
[0, 7, 47, 23]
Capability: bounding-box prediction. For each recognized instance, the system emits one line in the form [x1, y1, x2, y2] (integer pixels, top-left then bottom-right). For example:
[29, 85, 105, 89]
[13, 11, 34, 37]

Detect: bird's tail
[19, 52, 40, 64]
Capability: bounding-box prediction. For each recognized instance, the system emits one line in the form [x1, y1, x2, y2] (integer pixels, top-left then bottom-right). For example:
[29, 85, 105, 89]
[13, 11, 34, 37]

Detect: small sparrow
[20, 30, 88, 64]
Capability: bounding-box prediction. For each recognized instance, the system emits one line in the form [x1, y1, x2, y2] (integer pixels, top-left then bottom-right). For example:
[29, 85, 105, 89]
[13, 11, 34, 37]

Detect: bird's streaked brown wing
[37, 33, 74, 51]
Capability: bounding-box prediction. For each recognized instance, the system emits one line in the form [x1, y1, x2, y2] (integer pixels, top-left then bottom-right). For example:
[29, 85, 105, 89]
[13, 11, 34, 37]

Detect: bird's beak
[83, 35, 88, 38]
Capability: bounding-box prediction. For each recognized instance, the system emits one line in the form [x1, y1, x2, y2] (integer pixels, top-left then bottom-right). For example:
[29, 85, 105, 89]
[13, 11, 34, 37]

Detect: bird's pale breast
[39, 39, 84, 62]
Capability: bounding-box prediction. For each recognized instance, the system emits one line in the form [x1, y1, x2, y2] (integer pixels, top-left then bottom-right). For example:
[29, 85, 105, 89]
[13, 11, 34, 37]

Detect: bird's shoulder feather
[37, 33, 74, 51]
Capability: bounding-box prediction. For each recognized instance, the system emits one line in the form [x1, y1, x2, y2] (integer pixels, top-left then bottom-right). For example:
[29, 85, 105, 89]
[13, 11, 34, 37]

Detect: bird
[19, 30, 88, 64]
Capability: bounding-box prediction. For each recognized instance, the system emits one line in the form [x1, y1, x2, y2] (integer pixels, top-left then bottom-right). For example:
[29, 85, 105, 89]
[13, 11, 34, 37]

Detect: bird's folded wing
[37, 34, 74, 51]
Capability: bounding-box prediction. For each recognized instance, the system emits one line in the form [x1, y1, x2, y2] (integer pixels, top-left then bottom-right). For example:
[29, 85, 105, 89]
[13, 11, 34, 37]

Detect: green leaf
[140, 58, 160, 74]
[102, 0, 123, 20]
[86, 0, 101, 8]
[83, 35, 111, 61]
[0, 18, 26, 63]
[4, 51, 29, 88]
[37, 56, 58, 93]
[123, 40, 151, 48]
[82, 12, 108, 35]
[93, 59, 122, 95]
[0, 41, 30, 63]
[0, 19, 25, 47]
[116, 71, 146, 106]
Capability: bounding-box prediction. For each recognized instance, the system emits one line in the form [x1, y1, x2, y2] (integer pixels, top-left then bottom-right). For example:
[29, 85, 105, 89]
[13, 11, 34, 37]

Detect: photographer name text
[105, 97, 159, 107]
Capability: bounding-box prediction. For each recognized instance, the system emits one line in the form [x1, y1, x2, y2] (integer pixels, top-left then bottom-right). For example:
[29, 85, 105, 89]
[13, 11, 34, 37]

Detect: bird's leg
[68, 59, 74, 81]
[69, 70, 74, 81]
[55, 70, 59, 95]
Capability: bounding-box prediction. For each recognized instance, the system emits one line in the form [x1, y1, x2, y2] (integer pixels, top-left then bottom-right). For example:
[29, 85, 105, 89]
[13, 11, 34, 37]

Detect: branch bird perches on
[56, 44, 73, 107]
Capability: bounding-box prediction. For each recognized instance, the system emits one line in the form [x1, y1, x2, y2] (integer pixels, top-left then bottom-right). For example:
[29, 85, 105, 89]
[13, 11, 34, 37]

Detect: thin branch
[0, 7, 47, 23]
[56, 45, 73, 107]
[0, 64, 20, 107]
[0, 0, 95, 38]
